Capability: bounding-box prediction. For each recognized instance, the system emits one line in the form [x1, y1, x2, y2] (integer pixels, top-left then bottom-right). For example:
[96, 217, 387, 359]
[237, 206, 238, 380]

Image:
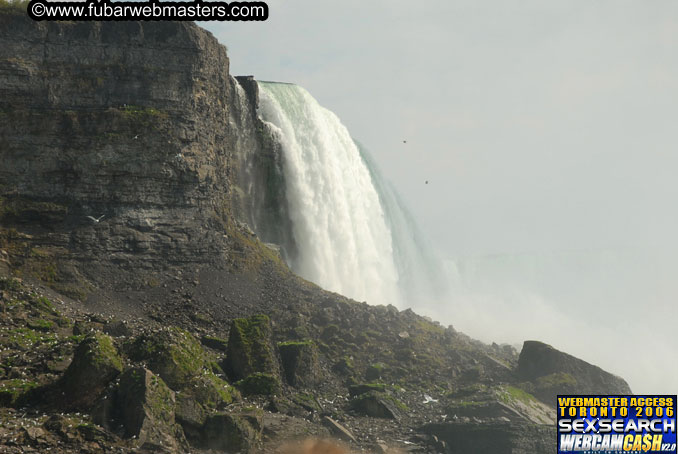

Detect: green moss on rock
[115, 367, 184, 451]
[236, 373, 280, 396]
[278, 339, 321, 388]
[128, 327, 206, 390]
[0, 379, 39, 407]
[60, 332, 123, 409]
[225, 315, 277, 381]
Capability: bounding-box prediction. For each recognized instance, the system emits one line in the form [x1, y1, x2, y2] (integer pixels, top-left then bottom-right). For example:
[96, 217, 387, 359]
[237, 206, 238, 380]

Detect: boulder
[349, 391, 405, 419]
[199, 412, 262, 453]
[237, 372, 280, 396]
[115, 367, 186, 452]
[224, 315, 278, 381]
[127, 327, 206, 390]
[175, 372, 238, 443]
[278, 340, 321, 388]
[517, 341, 631, 405]
[421, 422, 555, 454]
[103, 320, 131, 337]
[60, 333, 123, 409]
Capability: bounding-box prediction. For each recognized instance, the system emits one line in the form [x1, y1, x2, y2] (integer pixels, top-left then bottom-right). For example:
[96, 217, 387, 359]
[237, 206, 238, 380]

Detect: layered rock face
[0, 14, 266, 290]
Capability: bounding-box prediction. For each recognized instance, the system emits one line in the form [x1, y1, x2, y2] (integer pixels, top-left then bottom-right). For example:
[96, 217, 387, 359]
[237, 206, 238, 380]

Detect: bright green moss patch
[277, 340, 313, 348]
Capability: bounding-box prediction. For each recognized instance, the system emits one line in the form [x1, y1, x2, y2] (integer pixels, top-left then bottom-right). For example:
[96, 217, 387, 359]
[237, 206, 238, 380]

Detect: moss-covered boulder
[127, 327, 206, 390]
[278, 340, 321, 388]
[175, 372, 239, 442]
[224, 315, 278, 381]
[115, 367, 186, 452]
[0, 379, 39, 407]
[198, 412, 262, 453]
[175, 393, 207, 442]
[60, 333, 123, 409]
[350, 391, 406, 420]
[182, 372, 237, 409]
[236, 372, 280, 396]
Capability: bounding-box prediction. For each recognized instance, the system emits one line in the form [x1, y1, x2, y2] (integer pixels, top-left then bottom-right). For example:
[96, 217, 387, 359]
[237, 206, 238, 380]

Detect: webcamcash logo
[558, 395, 677, 453]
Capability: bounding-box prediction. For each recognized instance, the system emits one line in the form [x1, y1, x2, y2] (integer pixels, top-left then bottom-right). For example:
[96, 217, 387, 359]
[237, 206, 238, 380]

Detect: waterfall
[253, 81, 444, 307]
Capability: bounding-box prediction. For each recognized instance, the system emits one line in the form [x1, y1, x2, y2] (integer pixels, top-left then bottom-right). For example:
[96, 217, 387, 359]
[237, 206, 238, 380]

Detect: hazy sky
[202, 1, 678, 393]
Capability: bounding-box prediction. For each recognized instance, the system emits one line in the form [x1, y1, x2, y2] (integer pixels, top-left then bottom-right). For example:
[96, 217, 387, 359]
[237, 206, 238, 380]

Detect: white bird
[133, 134, 139, 140]
[423, 394, 438, 404]
[86, 215, 105, 223]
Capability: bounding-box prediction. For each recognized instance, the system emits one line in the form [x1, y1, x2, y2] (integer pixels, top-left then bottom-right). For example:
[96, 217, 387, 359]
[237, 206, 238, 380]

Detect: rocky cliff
[0, 12, 631, 454]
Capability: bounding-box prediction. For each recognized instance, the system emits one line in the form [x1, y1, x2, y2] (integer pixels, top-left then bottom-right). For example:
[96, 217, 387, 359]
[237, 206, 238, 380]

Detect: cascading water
[254, 81, 444, 307]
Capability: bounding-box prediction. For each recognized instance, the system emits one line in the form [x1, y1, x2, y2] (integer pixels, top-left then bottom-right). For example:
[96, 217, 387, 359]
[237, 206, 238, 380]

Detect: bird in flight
[86, 215, 105, 223]
[133, 134, 140, 140]
[425, 180, 429, 185]
[402, 140, 407, 144]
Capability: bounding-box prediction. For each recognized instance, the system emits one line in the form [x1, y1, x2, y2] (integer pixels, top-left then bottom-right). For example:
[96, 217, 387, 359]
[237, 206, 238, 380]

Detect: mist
[203, 0, 678, 394]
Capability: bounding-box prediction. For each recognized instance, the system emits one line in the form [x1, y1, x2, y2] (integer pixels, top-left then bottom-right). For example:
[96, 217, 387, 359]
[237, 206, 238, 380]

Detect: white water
[257, 82, 402, 305]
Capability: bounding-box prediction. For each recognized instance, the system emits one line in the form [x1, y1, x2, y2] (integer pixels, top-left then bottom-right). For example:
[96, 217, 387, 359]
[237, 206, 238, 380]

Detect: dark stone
[200, 334, 229, 352]
[115, 367, 186, 452]
[237, 372, 280, 396]
[517, 341, 631, 405]
[421, 422, 555, 454]
[224, 315, 278, 381]
[103, 320, 131, 337]
[278, 340, 321, 388]
[349, 391, 403, 420]
[199, 412, 261, 453]
[127, 327, 206, 390]
[59, 333, 123, 409]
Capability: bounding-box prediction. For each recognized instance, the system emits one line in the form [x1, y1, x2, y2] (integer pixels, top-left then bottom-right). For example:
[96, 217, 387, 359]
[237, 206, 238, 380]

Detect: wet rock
[60, 333, 123, 409]
[278, 340, 321, 388]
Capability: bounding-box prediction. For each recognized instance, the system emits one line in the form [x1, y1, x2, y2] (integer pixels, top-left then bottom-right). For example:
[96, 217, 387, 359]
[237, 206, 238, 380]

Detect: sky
[201, 1, 678, 394]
